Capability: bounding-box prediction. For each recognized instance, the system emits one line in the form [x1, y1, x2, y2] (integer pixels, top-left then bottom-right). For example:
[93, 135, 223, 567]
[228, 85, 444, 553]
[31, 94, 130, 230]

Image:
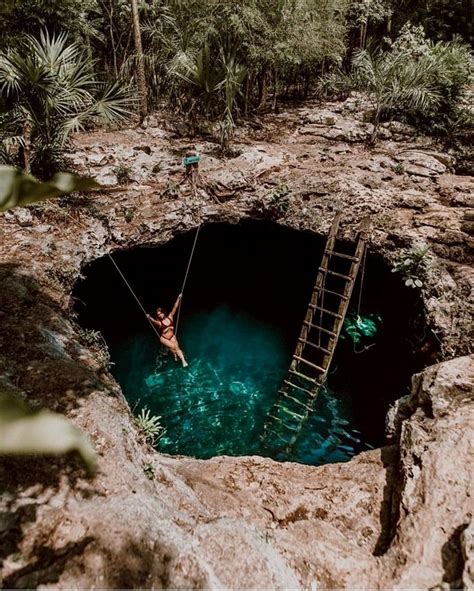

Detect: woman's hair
[156, 307, 167, 316]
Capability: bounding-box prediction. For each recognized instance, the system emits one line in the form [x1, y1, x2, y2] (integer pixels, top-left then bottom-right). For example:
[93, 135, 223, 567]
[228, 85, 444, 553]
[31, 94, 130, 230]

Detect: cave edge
[73, 219, 426, 464]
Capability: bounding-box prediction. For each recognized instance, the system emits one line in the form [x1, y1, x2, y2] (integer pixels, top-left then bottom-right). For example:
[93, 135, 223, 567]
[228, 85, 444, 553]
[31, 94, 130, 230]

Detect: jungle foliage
[0, 30, 131, 177]
[0, 0, 472, 156]
[351, 25, 472, 140]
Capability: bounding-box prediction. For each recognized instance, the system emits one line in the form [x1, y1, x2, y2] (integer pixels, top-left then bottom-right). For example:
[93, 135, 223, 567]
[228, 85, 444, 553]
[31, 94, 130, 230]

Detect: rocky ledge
[0, 98, 473, 588]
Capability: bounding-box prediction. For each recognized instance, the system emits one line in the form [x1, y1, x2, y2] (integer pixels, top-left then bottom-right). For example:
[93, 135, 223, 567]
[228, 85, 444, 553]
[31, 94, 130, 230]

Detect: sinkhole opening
[74, 220, 429, 466]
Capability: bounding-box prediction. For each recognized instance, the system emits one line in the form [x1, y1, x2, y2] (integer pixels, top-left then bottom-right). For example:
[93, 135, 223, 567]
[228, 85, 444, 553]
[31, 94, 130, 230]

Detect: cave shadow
[1, 534, 94, 589]
[0, 263, 119, 415]
[0, 264, 114, 565]
[73, 219, 432, 462]
[441, 523, 469, 589]
[373, 444, 402, 556]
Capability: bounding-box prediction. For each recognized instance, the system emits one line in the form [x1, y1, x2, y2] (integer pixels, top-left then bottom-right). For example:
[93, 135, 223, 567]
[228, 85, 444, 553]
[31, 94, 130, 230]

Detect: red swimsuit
[159, 316, 175, 340]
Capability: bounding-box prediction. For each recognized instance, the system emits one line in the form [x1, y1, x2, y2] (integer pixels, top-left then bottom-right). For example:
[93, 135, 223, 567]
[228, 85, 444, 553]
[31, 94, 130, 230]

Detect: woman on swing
[147, 294, 188, 367]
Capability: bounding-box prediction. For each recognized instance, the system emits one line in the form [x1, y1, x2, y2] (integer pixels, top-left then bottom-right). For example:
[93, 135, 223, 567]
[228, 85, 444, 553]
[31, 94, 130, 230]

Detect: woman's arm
[169, 293, 182, 319]
[147, 314, 161, 328]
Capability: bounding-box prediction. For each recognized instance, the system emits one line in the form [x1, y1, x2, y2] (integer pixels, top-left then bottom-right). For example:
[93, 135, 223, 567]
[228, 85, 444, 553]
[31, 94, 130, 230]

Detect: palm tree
[352, 48, 442, 142]
[219, 52, 246, 153]
[0, 30, 131, 177]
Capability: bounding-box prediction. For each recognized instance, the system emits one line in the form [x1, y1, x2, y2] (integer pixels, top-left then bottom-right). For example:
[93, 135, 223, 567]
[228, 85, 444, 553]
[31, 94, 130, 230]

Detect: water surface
[113, 305, 371, 464]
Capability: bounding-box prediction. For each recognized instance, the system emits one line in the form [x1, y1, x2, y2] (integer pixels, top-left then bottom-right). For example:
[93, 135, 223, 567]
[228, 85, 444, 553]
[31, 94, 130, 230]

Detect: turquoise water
[113, 305, 372, 465]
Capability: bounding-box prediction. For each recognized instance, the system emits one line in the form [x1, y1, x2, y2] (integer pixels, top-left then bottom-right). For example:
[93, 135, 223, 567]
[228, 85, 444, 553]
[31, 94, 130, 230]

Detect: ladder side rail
[294, 214, 341, 359]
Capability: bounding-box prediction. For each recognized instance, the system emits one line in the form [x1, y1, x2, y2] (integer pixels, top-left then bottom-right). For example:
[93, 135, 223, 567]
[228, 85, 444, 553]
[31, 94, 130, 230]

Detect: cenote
[74, 220, 427, 466]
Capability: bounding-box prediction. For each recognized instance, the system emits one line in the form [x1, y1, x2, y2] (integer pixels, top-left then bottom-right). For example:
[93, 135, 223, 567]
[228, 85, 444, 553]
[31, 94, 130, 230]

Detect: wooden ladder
[261, 212, 367, 453]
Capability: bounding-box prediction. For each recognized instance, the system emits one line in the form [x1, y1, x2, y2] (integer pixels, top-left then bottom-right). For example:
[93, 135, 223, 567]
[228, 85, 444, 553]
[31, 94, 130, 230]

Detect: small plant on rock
[78, 328, 113, 371]
[112, 163, 133, 185]
[253, 184, 292, 220]
[267, 184, 291, 218]
[392, 243, 432, 288]
[135, 407, 166, 446]
[142, 462, 156, 480]
[392, 162, 405, 175]
[161, 180, 180, 199]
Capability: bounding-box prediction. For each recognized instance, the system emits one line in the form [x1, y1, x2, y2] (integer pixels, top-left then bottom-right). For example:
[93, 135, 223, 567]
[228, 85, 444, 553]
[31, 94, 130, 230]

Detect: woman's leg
[160, 336, 188, 367]
[175, 342, 188, 367]
[160, 336, 176, 359]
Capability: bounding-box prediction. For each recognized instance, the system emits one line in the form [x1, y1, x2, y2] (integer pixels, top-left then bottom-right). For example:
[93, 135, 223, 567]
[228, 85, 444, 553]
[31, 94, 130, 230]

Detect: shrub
[112, 163, 133, 185]
[351, 24, 472, 141]
[0, 30, 131, 177]
[134, 407, 166, 446]
[392, 243, 433, 289]
[252, 184, 291, 220]
[78, 328, 112, 371]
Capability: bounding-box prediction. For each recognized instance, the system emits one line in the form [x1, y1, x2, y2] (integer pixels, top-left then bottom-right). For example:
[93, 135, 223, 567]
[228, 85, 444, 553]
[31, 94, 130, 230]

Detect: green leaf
[0, 391, 96, 473]
[0, 165, 100, 212]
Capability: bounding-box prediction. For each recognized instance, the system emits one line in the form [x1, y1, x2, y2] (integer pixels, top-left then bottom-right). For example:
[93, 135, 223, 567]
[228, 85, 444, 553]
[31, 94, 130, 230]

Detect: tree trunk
[257, 64, 268, 109]
[244, 75, 250, 117]
[109, 0, 118, 76]
[272, 66, 278, 112]
[131, 0, 148, 122]
[22, 121, 32, 174]
[360, 21, 368, 49]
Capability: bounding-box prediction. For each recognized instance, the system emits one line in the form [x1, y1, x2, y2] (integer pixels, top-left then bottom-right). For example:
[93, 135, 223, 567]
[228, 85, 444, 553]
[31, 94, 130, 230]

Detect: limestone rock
[384, 120, 417, 138]
[0, 96, 472, 590]
[299, 119, 375, 142]
[302, 110, 338, 126]
[381, 356, 474, 590]
[395, 150, 448, 177]
[461, 522, 474, 590]
[87, 153, 109, 167]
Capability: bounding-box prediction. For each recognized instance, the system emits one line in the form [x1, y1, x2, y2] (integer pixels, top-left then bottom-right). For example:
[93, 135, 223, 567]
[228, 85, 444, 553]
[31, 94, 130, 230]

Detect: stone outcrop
[0, 98, 473, 588]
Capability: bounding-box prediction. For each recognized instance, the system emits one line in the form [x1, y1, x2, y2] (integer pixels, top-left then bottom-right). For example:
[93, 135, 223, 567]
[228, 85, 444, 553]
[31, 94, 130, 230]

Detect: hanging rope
[107, 252, 162, 340]
[353, 245, 374, 354]
[175, 223, 201, 333]
[356, 244, 367, 318]
[58, 204, 201, 342]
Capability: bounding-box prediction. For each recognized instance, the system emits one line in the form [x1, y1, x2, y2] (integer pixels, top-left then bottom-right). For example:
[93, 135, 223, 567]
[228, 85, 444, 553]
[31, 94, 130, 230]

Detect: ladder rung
[317, 288, 349, 300]
[289, 368, 317, 383]
[267, 417, 298, 432]
[297, 339, 331, 355]
[311, 306, 343, 319]
[262, 428, 286, 441]
[275, 405, 304, 420]
[293, 356, 325, 373]
[325, 250, 359, 262]
[281, 387, 315, 409]
[303, 321, 337, 337]
[283, 380, 315, 397]
[319, 268, 353, 281]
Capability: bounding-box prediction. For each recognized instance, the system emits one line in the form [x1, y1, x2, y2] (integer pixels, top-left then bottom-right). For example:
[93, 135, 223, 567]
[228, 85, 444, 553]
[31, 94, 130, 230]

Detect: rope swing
[108, 223, 202, 340]
[175, 222, 201, 333]
[107, 252, 162, 339]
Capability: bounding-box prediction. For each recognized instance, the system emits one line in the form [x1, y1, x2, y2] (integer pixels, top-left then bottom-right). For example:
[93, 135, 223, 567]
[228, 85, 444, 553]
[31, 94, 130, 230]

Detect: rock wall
[1, 98, 473, 588]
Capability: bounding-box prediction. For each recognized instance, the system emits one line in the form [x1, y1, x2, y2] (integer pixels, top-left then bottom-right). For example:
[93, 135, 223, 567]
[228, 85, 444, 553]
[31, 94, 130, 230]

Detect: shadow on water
[74, 220, 428, 465]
